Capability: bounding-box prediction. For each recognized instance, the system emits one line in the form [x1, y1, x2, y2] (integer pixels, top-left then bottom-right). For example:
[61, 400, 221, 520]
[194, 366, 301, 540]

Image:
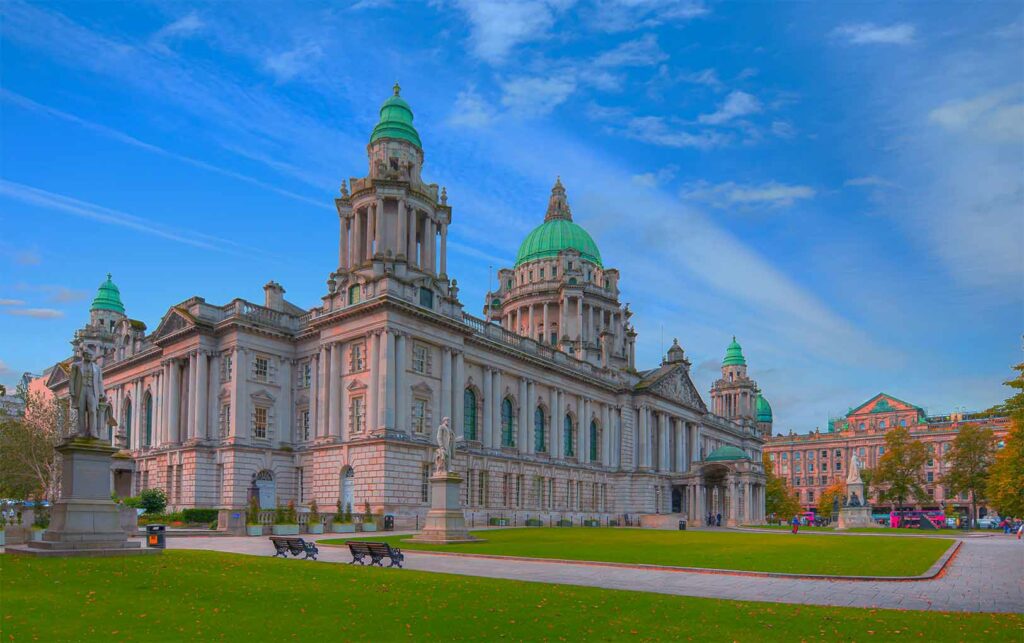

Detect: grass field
[2, 550, 1019, 641]
[322, 527, 953, 576]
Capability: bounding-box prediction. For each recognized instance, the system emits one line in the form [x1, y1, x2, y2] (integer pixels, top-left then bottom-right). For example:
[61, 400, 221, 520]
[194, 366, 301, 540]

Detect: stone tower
[709, 337, 761, 431]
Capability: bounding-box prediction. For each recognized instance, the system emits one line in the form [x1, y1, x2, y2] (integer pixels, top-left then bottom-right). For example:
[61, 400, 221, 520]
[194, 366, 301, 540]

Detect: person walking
[716, 512, 722, 527]
[791, 514, 800, 534]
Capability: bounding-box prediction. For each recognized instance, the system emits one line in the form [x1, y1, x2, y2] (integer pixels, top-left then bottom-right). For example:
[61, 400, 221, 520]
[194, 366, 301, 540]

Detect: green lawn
[1, 551, 1018, 642]
[323, 527, 953, 576]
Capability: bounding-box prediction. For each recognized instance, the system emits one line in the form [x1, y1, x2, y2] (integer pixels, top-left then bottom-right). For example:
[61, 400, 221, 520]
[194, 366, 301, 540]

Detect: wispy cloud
[0, 180, 255, 254]
[698, 90, 761, 125]
[844, 176, 897, 188]
[4, 308, 64, 319]
[832, 23, 916, 46]
[453, 0, 564, 64]
[449, 86, 499, 127]
[588, 0, 708, 33]
[928, 84, 1024, 142]
[263, 42, 324, 83]
[619, 116, 728, 149]
[150, 11, 205, 52]
[501, 76, 577, 117]
[0, 299, 26, 306]
[632, 164, 678, 188]
[681, 180, 816, 208]
[593, 34, 667, 67]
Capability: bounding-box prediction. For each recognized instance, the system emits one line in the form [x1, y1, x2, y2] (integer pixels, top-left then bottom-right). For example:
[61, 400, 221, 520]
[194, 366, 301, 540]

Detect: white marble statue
[433, 417, 454, 475]
[68, 344, 107, 439]
[846, 451, 864, 485]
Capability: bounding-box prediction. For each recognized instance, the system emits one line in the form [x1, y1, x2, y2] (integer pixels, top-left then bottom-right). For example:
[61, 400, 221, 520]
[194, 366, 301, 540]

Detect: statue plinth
[10, 438, 156, 557]
[836, 481, 877, 530]
[408, 472, 480, 544]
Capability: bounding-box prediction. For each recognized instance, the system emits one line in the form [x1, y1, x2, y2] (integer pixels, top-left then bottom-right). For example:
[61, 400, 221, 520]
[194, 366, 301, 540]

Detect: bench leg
[370, 555, 384, 566]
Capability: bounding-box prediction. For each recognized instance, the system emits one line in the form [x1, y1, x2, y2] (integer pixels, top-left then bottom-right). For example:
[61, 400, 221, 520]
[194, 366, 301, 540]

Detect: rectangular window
[253, 406, 269, 439]
[821, 476, 827, 485]
[221, 355, 233, 382]
[834, 449, 841, 457]
[539, 269, 545, 279]
[516, 475, 522, 508]
[298, 408, 311, 441]
[419, 287, 434, 308]
[298, 362, 312, 388]
[822, 462, 828, 471]
[350, 344, 366, 372]
[927, 472, 934, 482]
[412, 344, 429, 374]
[548, 478, 554, 509]
[350, 397, 365, 433]
[807, 451, 814, 460]
[219, 403, 230, 438]
[794, 464, 801, 473]
[836, 461, 842, 471]
[808, 490, 815, 502]
[297, 467, 304, 504]
[808, 462, 814, 472]
[794, 452, 801, 460]
[821, 450, 827, 458]
[421, 464, 430, 503]
[477, 471, 488, 507]
[878, 446, 885, 455]
[348, 284, 361, 305]
[412, 398, 427, 434]
[254, 356, 270, 383]
[794, 477, 801, 485]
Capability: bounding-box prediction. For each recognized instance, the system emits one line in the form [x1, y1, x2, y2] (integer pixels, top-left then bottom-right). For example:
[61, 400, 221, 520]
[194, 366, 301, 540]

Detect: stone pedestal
[836, 481, 878, 530]
[9, 439, 155, 557]
[408, 472, 479, 544]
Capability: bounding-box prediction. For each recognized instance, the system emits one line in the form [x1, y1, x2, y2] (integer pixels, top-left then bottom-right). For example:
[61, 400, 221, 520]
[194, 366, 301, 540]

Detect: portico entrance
[671, 445, 766, 527]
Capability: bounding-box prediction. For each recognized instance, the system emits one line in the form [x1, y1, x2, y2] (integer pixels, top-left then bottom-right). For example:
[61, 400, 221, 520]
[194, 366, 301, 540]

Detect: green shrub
[181, 508, 219, 524]
[274, 502, 298, 525]
[525, 518, 543, 527]
[308, 500, 320, 523]
[247, 496, 262, 526]
[138, 488, 168, 514]
[122, 496, 143, 509]
[362, 501, 372, 523]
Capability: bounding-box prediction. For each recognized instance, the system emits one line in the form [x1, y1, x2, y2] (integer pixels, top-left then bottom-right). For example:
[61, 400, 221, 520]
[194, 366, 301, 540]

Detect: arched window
[501, 398, 515, 447]
[464, 389, 478, 441]
[144, 392, 153, 446]
[534, 407, 546, 453]
[589, 421, 598, 462]
[568, 277, 577, 285]
[563, 414, 575, 458]
[123, 399, 132, 448]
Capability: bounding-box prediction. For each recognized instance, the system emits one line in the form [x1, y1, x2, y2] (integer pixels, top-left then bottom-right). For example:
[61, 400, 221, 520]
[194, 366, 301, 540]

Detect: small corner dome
[722, 336, 746, 366]
[514, 178, 602, 268]
[756, 394, 773, 422]
[369, 83, 422, 149]
[90, 273, 125, 314]
[706, 445, 751, 462]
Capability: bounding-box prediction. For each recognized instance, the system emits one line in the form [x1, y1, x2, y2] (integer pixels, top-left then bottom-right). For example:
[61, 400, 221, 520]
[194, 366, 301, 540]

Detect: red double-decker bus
[889, 510, 945, 529]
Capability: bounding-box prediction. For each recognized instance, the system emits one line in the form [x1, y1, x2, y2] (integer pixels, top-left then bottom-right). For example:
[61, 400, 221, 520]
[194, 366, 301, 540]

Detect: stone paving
[167, 532, 1024, 614]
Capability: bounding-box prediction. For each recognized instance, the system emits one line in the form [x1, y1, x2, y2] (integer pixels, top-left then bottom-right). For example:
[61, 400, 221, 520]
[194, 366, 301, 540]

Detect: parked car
[976, 516, 999, 529]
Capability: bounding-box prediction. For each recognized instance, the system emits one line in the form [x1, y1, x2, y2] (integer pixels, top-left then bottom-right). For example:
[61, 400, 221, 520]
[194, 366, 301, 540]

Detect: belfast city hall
[41, 86, 770, 528]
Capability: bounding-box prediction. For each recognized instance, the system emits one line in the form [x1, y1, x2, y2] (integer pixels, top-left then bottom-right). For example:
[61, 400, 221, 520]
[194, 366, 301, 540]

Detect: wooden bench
[346, 540, 404, 568]
[269, 536, 319, 560]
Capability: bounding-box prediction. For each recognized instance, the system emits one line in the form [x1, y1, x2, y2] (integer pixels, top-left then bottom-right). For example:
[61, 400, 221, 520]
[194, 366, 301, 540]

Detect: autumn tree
[817, 479, 846, 520]
[763, 452, 801, 522]
[941, 424, 995, 527]
[988, 363, 1024, 518]
[0, 391, 66, 501]
[874, 426, 928, 512]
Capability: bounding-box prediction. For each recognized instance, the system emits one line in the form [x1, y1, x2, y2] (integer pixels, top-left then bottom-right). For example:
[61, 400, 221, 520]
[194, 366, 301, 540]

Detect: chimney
[263, 281, 285, 311]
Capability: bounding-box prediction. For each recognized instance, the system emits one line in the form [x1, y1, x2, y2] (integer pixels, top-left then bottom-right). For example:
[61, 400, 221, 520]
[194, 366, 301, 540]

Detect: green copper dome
[514, 178, 602, 268]
[91, 273, 124, 314]
[723, 336, 746, 366]
[756, 394, 772, 423]
[369, 83, 422, 148]
[706, 445, 751, 462]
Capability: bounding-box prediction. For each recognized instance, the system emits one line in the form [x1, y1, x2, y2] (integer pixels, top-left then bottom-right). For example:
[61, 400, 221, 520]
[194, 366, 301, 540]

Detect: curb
[320, 538, 963, 583]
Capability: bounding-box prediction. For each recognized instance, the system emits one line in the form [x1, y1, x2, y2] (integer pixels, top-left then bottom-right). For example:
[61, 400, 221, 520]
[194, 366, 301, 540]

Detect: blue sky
[1, 1, 1021, 432]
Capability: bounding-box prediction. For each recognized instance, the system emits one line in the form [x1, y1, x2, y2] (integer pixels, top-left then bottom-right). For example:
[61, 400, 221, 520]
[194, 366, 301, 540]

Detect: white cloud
[150, 11, 205, 51]
[454, 0, 565, 64]
[589, 0, 708, 33]
[698, 90, 761, 125]
[263, 42, 324, 83]
[631, 164, 678, 188]
[500, 76, 576, 117]
[621, 116, 728, 149]
[449, 86, 499, 127]
[929, 85, 1024, 142]
[0, 299, 26, 306]
[844, 176, 896, 188]
[832, 23, 916, 46]
[681, 68, 722, 89]
[770, 120, 796, 139]
[681, 180, 816, 208]
[4, 308, 64, 319]
[593, 34, 667, 67]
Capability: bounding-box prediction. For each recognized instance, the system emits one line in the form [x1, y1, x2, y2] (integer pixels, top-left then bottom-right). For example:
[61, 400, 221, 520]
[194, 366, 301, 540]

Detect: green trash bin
[146, 524, 166, 549]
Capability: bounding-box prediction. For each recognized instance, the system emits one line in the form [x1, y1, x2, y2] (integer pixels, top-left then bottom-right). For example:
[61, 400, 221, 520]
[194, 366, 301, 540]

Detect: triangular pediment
[848, 393, 920, 417]
[251, 390, 276, 404]
[152, 307, 195, 339]
[45, 359, 72, 388]
[640, 365, 707, 413]
[347, 379, 367, 392]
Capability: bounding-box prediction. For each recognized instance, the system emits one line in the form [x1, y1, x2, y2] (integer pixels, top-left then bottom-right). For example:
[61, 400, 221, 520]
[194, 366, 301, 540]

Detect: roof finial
[107, 273, 112, 281]
[393, 81, 401, 96]
[545, 176, 571, 221]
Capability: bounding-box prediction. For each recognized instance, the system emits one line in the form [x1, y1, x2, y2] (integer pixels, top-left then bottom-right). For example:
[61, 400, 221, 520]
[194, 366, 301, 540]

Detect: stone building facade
[764, 393, 1010, 515]
[42, 86, 767, 528]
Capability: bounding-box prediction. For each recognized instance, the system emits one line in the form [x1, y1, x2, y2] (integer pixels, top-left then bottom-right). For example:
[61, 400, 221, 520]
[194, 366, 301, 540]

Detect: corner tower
[709, 337, 763, 432]
[485, 178, 633, 369]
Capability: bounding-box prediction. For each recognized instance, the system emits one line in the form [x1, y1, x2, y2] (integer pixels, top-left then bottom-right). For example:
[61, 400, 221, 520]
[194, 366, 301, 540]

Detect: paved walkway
[168, 533, 1024, 614]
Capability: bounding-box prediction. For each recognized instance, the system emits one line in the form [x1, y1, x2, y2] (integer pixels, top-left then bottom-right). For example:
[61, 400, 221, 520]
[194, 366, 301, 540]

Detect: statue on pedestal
[68, 344, 108, 440]
[846, 452, 863, 485]
[433, 417, 454, 475]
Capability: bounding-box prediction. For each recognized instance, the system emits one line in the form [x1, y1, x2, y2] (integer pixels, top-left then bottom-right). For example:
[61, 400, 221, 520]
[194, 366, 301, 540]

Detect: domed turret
[515, 178, 602, 267]
[91, 273, 124, 314]
[756, 394, 772, 423]
[369, 83, 422, 148]
[722, 336, 746, 366]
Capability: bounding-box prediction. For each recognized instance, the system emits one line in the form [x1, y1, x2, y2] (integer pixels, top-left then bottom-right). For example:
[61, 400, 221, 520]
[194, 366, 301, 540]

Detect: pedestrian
[716, 512, 722, 527]
[1017, 522, 1023, 541]
[791, 514, 799, 534]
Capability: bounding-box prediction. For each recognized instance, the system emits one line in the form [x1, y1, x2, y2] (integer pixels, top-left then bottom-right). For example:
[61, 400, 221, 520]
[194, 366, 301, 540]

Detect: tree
[763, 452, 801, 522]
[817, 480, 846, 520]
[988, 363, 1024, 518]
[0, 392, 65, 501]
[874, 426, 928, 513]
[941, 424, 995, 527]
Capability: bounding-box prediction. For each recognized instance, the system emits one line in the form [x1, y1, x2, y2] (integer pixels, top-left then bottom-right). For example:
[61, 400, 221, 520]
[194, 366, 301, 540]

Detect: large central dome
[514, 178, 602, 268]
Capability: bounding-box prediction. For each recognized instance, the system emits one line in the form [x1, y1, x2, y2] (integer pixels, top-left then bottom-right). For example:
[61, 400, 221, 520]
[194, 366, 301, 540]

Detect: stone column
[367, 332, 380, 432]
[527, 304, 535, 338]
[341, 216, 350, 269]
[549, 388, 560, 458]
[375, 198, 385, 257]
[576, 297, 583, 342]
[185, 352, 197, 441]
[308, 351, 319, 440]
[492, 369, 503, 446]
[453, 350, 465, 439]
[638, 407, 648, 469]
[232, 348, 247, 441]
[407, 209, 417, 267]
[482, 367, 493, 448]
[196, 351, 208, 440]
[542, 303, 549, 343]
[425, 218, 435, 273]
[659, 413, 670, 472]
[397, 200, 407, 260]
[365, 205, 375, 260]
[380, 329, 394, 430]
[440, 222, 447, 276]
[318, 345, 330, 438]
[575, 397, 584, 459]
[167, 359, 181, 443]
[518, 377, 528, 451]
[526, 380, 536, 454]
[441, 347, 452, 422]
[353, 208, 363, 265]
[395, 334, 407, 434]
[329, 343, 343, 438]
[601, 404, 611, 466]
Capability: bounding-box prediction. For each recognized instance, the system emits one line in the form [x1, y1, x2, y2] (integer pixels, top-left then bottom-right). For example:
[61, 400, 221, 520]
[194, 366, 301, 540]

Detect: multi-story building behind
[765, 392, 1010, 515]
[39, 86, 769, 528]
